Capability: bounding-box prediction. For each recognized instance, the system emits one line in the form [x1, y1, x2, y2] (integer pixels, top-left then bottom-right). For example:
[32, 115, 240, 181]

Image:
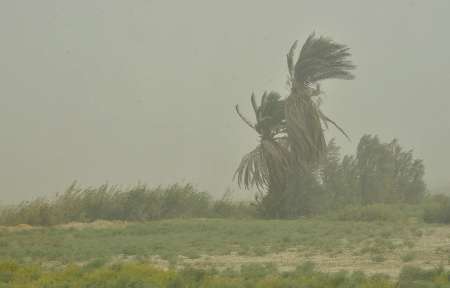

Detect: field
[1, 219, 449, 279]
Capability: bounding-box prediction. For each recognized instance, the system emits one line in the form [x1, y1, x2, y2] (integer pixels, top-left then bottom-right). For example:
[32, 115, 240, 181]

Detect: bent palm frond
[235, 105, 256, 130]
[318, 110, 351, 141]
[287, 40, 298, 81]
[234, 145, 269, 191]
[293, 33, 355, 89]
[234, 139, 291, 191]
[285, 95, 326, 166]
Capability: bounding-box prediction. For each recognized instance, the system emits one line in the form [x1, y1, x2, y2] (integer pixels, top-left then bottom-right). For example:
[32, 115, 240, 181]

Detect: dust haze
[1, 0, 449, 203]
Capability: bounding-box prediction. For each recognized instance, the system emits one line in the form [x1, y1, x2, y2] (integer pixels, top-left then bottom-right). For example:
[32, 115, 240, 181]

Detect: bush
[0, 183, 255, 226]
[210, 190, 256, 218]
[423, 194, 450, 224]
[398, 265, 449, 288]
[331, 204, 420, 222]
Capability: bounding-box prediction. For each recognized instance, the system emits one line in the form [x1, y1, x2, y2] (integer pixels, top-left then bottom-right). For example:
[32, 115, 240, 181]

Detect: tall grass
[2, 182, 448, 226]
[0, 183, 255, 226]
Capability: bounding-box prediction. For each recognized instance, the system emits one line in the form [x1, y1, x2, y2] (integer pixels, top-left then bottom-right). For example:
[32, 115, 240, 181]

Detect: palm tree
[234, 33, 355, 216]
[234, 91, 290, 195]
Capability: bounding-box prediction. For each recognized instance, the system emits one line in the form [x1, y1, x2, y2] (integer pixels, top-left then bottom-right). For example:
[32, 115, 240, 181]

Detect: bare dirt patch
[0, 220, 128, 231]
[0, 223, 35, 232]
[57, 220, 128, 229]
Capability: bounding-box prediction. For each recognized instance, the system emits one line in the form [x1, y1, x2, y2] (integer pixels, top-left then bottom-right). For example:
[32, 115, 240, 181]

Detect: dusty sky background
[1, 1, 449, 203]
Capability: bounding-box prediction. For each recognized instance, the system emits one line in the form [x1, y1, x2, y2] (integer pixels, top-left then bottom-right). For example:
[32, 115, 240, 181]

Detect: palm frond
[234, 145, 269, 190]
[235, 105, 256, 130]
[256, 92, 285, 134]
[234, 139, 291, 191]
[287, 40, 298, 80]
[261, 139, 291, 187]
[285, 95, 326, 166]
[318, 110, 351, 141]
[250, 93, 258, 117]
[293, 33, 355, 90]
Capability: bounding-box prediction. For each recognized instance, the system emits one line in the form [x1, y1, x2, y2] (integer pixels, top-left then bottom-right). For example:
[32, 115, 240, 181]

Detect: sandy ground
[148, 226, 450, 277]
[0, 220, 128, 231]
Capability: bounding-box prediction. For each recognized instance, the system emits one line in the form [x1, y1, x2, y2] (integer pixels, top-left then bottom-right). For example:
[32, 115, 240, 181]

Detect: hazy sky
[1, 1, 449, 203]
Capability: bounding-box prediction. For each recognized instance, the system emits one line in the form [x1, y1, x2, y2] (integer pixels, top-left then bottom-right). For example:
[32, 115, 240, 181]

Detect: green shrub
[401, 251, 416, 262]
[332, 204, 418, 222]
[210, 191, 256, 219]
[423, 194, 450, 224]
[398, 265, 449, 288]
[240, 263, 277, 279]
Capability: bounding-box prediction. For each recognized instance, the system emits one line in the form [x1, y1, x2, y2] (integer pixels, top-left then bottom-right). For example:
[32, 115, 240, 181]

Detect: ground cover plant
[0, 218, 448, 277]
[0, 261, 448, 288]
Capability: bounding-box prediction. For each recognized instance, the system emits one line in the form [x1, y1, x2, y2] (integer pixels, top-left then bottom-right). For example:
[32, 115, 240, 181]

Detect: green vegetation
[235, 133, 430, 219]
[423, 194, 450, 224]
[0, 219, 434, 263]
[401, 251, 417, 263]
[0, 181, 447, 226]
[0, 261, 447, 288]
[398, 266, 450, 288]
[233, 33, 427, 218]
[352, 135, 426, 205]
[276, 135, 427, 217]
[1, 217, 448, 285]
[330, 204, 422, 222]
[0, 184, 255, 226]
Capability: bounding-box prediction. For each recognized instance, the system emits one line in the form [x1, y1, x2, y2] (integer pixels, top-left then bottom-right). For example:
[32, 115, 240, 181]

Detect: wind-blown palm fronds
[235, 32, 355, 198]
[234, 92, 290, 191]
[285, 95, 325, 167]
[288, 33, 355, 91]
[285, 33, 355, 167]
[234, 138, 290, 191]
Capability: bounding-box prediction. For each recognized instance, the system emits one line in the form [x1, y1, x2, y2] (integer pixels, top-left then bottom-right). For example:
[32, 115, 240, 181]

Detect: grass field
[3, 260, 450, 288]
[1, 218, 449, 278]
